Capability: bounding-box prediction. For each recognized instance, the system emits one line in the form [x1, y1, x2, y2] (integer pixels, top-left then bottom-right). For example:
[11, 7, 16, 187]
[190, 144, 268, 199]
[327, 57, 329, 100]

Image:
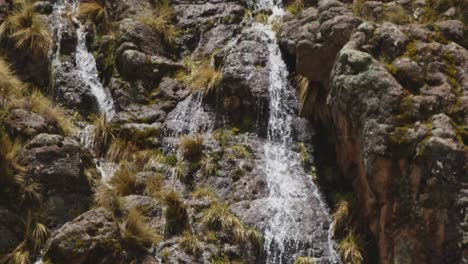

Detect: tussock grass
[0, 58, 26, 108]
[144, 174, 165, 199]
[161, 191, 188, 235]
[201, 201, 263, 250]
[179, 231, 203, 256]
[233, 226, 263, 250]
[122, 208, 161, 249]
[174, 160, 189, 181]
[201, 202, 241, 232]
[332, 194, 353, 236]
[1, 210, 49, 264]
[200, 156, 218, 177]
[89, 114, 114, 156]
[109, 162, 138, 196]
[105, 137, 138, 163]
[79, 0, 109, 28]
[0, 2, 52, 57]
[138, 0, 178, 43]
[339, 230, 364, 264]
[294, 257, 316, 264]
[191, 186, 219, 202]
[19, 181, 42, 206]
[178, 134, 203, 160]
[176, 56, 222, 95]
[94, 183, 122, 214]
[286, 0, 304, 15]
[0, 134, 25, 187]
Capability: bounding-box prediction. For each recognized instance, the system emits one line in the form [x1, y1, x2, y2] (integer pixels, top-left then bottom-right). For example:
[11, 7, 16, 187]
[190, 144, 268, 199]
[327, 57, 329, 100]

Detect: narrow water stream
[254, 2, 340, 263]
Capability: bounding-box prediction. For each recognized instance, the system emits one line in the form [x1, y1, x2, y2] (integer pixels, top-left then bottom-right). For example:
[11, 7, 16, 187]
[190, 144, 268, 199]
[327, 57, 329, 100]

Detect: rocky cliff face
[0, 0, 466, 263]
[279, 0, 467, 263]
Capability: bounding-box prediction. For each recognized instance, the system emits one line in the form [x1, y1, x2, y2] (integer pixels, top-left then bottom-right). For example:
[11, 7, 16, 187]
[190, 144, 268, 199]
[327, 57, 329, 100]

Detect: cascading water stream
[50, 0, 116, 181]
[253, 1, 341, 263]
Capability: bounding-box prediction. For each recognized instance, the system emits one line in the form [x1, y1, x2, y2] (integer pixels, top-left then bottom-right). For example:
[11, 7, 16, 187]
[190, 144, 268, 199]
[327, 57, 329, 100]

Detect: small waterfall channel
[50, 0, 116, 180]
[253, 2, 341, 264]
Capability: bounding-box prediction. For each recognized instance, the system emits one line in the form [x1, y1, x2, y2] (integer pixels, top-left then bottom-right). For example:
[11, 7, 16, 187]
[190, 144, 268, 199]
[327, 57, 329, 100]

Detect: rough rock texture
[44, 208, 123, 264]
[5, 109, 48, 137]
[19, 133, 94, 227]
[53, 57, 100, 115]
[280, 0, 468, 263]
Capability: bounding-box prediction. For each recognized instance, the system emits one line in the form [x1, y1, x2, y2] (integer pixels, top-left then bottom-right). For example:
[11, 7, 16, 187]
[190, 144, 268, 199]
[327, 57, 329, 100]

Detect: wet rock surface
[0, 0, 466, 263]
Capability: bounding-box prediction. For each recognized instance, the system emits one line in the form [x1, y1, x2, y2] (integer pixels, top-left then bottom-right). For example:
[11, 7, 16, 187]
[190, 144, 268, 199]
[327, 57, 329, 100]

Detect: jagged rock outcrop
[43, 207, 124, 264]
[19, 133, 95, 227]
[280, 0, 468, 263]
[5, 109, 48, 137]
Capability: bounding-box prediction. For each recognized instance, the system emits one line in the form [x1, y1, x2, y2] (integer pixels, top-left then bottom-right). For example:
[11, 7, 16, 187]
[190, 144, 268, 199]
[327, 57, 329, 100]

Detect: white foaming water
[166, 92, 212, 136]
[75, 25, 115, 117]
[51, 0, 115, 118]
[253, 3, 341, 263]
[50, 0, 116, 180]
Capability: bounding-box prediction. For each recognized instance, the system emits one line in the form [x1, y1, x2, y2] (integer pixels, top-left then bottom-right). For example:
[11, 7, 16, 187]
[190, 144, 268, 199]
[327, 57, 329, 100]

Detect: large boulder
[5, 109, 48, 137]
[43, 208, 123, 264]
[19, 133, 94, 227]
[53, 57, 99, 116]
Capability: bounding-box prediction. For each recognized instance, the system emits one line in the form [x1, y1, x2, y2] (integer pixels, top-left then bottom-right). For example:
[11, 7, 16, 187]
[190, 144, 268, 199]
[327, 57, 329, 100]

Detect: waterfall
[50, 0, 116, 181]
[51, 0, 115, 118]
[254, 3, 341, 264]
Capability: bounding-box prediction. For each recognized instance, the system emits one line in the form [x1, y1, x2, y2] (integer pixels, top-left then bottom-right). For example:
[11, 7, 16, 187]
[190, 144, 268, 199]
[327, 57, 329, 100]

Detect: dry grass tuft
[286, 0, 304, 15]
[179, 231, 203, 256]
[109, 162, 138, 196]
[138, 0, 178, 43]
[339, 230, 365, 264]
[294, 257, 316, 264]
[177, 56, 222, 95]
[161, 191, 188, 235]
[178, 134, 203, 160]
[0, 2, 52, 57]
[122, 208, 161, 249]
[79, 0, 109, 27]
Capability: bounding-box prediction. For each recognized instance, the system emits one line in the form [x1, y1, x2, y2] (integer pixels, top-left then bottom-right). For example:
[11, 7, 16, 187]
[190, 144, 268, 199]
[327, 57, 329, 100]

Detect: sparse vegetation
[0, 1, 52, 57]
[161, 191, 189, 235]
[294, 257, 316, 264]
[89, 114, 115, 156]
[122, 208, 161, 249]
[178, 134, 204, 160]
[179, 231, 203, 256]
[138, 0, 178, 43]
[339, 230, 365, 264]
[332, 194, 353, 236]
[177, 56, 222, 95]
[191, 186, 219, 201]
[79, 0, 109, 28]
[109, 162, 138, 196]
[286, 0, 304, 15]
